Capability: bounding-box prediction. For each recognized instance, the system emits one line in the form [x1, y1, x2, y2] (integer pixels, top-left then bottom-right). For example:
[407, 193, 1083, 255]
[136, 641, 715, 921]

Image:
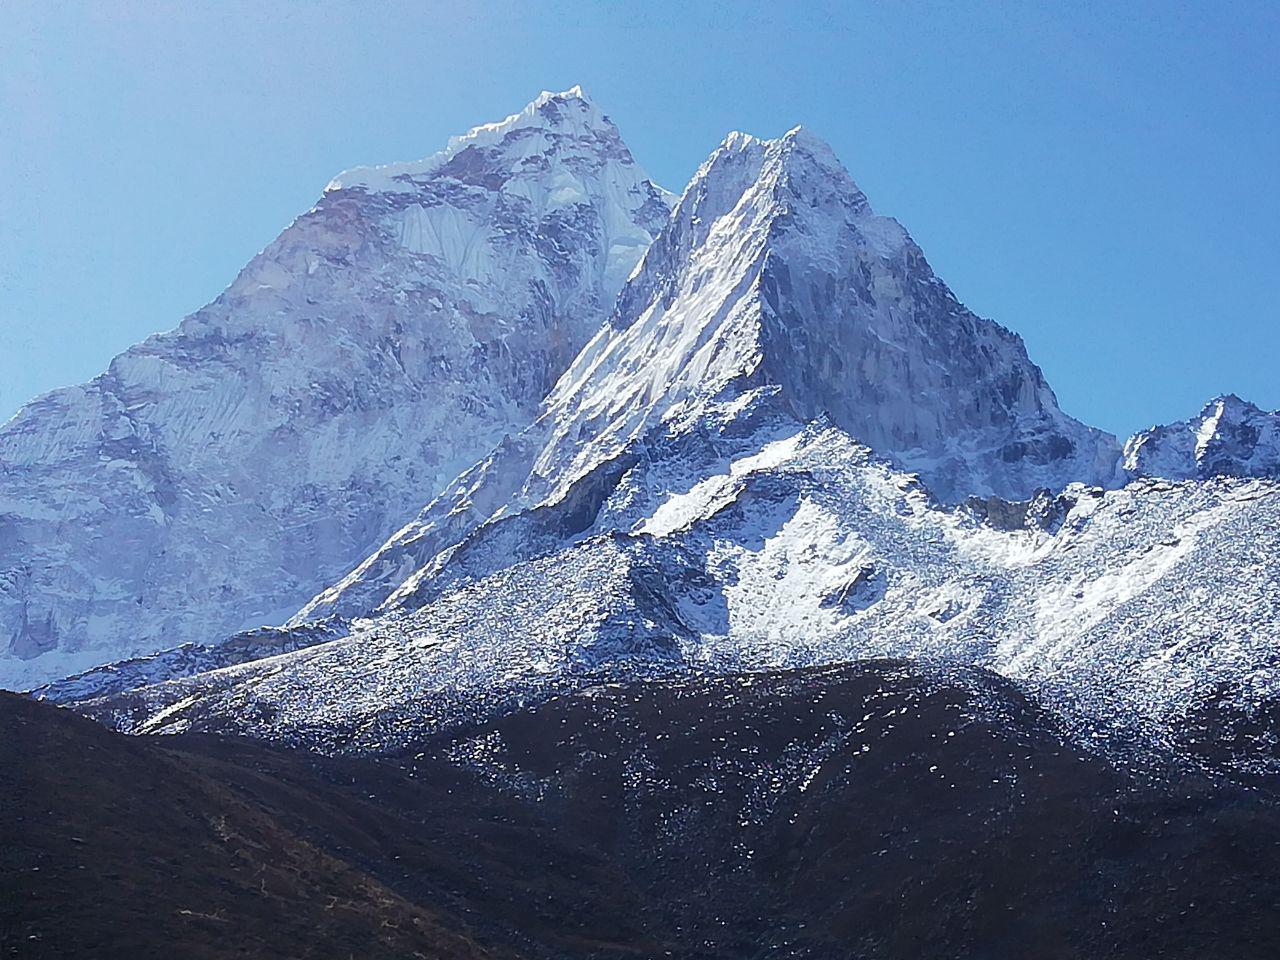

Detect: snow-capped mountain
[77, 392, 1280, 773]
[56, 126, 1280, 777]
[1125, 394, 1280, 481]
[293, 126, 1121, 626]
[0, 87, 671, 689]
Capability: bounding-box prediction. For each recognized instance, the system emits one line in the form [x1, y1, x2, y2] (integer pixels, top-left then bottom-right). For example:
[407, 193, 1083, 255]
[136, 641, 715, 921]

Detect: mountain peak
[326, 85, 621, 195]
[778, 123, 833, 154]
[712, 124, 829, 155]
[1202, 393, 1257, 417]
[0, 86, 672, 687]
[1125, 394, 1280, 480]
[687, 125, 875, 246]
[549, 126, 1119, 504]
[534, 83, 590, 105]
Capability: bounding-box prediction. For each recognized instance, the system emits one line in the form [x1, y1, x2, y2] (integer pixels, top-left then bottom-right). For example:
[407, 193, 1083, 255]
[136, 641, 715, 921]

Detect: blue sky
[2, 0, 1276, 435]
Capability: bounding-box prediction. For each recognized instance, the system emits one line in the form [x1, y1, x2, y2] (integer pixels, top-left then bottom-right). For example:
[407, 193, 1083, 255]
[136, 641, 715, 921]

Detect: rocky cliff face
[1125, 394, 1280, 481]
[0, 87, 671, 688]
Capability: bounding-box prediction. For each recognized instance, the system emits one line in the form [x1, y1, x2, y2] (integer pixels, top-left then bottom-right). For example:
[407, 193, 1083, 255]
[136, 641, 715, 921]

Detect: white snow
[0, 86, 671, 688]
[328, 86, 598, 194]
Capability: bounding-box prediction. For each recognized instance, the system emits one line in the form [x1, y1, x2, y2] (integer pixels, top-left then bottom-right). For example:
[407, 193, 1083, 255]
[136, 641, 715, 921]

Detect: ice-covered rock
[0, 86, 671, 689]
[1124, 395, 1280, 481]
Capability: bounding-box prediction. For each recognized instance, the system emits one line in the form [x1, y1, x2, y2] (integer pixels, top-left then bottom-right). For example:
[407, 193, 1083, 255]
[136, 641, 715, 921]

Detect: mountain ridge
[1126, 393, 1280, 481]
[0, 86, 670, 688]
[289, 123, 1123, 630]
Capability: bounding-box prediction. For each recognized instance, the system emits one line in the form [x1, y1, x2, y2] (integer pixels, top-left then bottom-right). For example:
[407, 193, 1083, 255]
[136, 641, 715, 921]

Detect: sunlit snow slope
[0, 87, 671, 688]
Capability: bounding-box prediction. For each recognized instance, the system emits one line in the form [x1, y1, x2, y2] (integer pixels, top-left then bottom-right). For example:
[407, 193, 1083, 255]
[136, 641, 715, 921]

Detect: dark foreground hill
[6, 662, 1280, 959]
[0, 690, 513, 960]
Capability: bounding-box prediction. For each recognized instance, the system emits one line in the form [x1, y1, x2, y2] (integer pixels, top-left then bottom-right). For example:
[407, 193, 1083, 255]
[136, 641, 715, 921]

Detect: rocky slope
[10, 666, 1280, 959]
[0, 86, 671, 688]
[1, 692, 511, 960]
[1125, 394, 1280, 480]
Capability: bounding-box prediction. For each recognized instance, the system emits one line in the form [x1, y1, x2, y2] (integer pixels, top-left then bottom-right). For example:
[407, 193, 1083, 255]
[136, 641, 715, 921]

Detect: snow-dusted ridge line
[327, 84, 665, 198]
[79, 403, 1280, 777]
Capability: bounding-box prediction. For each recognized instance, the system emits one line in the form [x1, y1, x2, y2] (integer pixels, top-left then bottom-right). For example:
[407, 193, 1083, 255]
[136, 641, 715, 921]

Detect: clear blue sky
[2, 1, 1277, 436]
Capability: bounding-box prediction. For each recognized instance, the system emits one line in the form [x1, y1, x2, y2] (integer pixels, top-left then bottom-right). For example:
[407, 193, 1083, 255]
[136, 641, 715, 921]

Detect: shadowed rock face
[962, 487, 1079, 532]
[433, 661, 1280, 959]
[0, 87, 671, 688]
[10, 662, 1280, 959]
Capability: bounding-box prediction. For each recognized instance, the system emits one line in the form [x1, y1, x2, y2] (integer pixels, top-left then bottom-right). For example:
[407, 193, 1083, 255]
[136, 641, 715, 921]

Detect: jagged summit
[1125, 394, 1280, 480]
[326, 85, 626, 195]
[314, 85, 670, 295]
[559, 123, 1120, 504]
[611, 126, 889, 344]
